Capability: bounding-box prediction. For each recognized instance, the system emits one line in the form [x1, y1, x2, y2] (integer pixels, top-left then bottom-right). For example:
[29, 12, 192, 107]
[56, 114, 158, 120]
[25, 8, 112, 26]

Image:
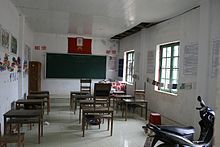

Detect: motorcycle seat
[160, 125, 195, 136]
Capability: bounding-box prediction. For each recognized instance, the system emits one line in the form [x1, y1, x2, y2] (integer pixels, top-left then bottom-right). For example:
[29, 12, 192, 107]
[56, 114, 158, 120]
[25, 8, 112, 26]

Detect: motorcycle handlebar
[197, 96, 206, 109]
[147, 123, 160, 131]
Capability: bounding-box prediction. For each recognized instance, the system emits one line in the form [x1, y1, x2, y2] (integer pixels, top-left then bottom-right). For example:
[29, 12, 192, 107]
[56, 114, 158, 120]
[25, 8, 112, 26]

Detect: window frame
[158, 42, 180, 94]
[125, 50, 135, 84]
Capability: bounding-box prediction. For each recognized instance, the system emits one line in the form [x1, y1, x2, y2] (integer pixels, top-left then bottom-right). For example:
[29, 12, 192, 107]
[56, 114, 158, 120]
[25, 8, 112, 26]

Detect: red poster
[68, 37, 92, 54]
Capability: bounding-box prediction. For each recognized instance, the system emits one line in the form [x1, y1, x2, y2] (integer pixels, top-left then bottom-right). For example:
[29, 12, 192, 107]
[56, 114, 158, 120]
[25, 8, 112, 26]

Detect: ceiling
[10, 0, 201, 39]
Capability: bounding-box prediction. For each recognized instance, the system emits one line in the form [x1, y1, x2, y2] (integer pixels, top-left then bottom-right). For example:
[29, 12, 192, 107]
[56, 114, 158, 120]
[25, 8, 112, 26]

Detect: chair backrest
[134, 81, 146, 100]
[80, 79, 92, 94]
[29, 91, 49, 95]
[93, 83, 111, 109]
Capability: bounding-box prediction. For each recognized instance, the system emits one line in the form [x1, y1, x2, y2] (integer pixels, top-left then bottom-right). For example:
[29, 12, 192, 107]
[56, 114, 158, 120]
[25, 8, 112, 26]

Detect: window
[158, 42, 179, 93]
[125, 51, 134, 84]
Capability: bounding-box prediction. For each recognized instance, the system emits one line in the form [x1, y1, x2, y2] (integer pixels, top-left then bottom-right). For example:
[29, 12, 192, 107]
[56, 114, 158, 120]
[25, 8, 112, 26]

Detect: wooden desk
[112, 95, 134, 113]
[16, 99, 44, 111]
[4, 109, 43, 144]
[27, 93, 50, 114]
[122, 99, 148, 121]
[70, 92, 93, 113]
[82, 107, 114, 137]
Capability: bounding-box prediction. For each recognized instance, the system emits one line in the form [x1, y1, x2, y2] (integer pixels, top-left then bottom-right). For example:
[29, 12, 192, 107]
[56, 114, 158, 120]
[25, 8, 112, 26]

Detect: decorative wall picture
[1, 28, 10, 51]
[11, 35, 17, 54]
[0, 53, 21, 72]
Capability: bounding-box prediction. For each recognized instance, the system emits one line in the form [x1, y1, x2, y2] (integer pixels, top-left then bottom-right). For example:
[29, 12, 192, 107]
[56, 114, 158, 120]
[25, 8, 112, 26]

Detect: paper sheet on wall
[183, 43, 198, 75]
[108, 57, 116, 70]
[147, 50, 155, 73]
[211, 39, 220, 78]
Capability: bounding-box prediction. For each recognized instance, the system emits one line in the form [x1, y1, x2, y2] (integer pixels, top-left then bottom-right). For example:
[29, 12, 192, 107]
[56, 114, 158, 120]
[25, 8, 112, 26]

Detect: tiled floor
[9, 105, 148, 147]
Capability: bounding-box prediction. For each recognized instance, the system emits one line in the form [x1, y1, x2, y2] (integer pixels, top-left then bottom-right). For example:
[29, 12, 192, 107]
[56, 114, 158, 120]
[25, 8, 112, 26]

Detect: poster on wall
[147, 50, 155, 73]
[11, 35, 17, 54]
[1, 28, 10, 51]
[211, 39, 220, 78]
[183, 43, 198, 75]
[108, 56, 116, 70]
[118, 59, 124, 77]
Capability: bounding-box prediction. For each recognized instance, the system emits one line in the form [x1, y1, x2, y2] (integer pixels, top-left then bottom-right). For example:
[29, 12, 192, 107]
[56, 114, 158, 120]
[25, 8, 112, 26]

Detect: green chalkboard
[46, 53, 106, 79]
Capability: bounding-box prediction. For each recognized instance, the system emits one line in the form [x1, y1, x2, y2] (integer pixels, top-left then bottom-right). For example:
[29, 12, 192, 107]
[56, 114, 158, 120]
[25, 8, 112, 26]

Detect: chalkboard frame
[46, 53, 106, 79]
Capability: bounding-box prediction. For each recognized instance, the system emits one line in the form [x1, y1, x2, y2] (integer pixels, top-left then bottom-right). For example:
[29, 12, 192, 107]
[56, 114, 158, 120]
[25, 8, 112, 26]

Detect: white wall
[0, 0, 20, 127]
[32, 33, 118, 95]
[209, 0, 220, 145]
[119, 0, 220, 141]
[120, 8, 200, 126]
[0, 0, 34, 132]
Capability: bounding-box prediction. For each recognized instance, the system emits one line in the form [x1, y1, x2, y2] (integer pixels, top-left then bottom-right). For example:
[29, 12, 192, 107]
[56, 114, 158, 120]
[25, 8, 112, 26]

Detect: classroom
[0, 0, 220, 146]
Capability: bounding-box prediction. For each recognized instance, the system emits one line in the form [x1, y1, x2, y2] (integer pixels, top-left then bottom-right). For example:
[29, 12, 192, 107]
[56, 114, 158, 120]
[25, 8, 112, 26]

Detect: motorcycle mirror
[197, 96, 202, 102]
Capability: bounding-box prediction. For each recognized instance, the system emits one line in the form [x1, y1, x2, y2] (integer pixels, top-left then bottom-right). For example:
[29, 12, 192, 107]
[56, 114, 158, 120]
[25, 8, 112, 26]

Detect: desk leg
[113, 98, 115, 110]
[82, 112, 85, 137]
[70, 94, 72, 111]
[145, 102, 148, 120]
[125, 103, 128, 121]
[41, 115, 43, 136]
[4, 116, 6, 134]
[111, 112, 113, 136]
[38, 117, 41, 144]
[74, 98, 77, 114]
[79, 105, 81, 124]
[122, 102, 124, 117]
[47, 96, 50, 114]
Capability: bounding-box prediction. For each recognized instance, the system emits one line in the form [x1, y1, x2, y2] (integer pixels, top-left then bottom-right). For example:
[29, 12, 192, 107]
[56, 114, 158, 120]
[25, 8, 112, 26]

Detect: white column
[18, 15, 25, 98]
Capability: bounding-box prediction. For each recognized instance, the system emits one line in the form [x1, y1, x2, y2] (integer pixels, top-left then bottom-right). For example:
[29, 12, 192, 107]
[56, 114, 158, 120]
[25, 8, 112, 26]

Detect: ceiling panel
[10, 0, 201, 38]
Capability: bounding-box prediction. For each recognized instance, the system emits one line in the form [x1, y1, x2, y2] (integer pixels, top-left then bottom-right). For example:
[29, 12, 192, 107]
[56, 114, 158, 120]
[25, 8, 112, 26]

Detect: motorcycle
[143, 96, 215, 147]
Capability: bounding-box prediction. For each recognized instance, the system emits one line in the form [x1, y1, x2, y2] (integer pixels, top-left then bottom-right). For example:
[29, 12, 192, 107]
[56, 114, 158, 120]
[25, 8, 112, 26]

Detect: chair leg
[107, 119, 110, 130]
[86, 122, 88, 130]
[141, 107, 143, 117]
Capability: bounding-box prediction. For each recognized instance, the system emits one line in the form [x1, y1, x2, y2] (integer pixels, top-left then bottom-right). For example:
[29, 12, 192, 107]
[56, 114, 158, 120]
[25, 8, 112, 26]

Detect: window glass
[167, 47, 171, 57]
[162, 58, 166, 68]
[174, 46, 179, 56]
[125, 51, 134, 84]
[158, 42, 180, 93]
[166, 69, 170, 79]
[161, 69, 166, 79]
[166, 58, 171, 68]
[173, 57, 178, 68]
[162, 47, 167, 57]
[172, 69, 178, 80]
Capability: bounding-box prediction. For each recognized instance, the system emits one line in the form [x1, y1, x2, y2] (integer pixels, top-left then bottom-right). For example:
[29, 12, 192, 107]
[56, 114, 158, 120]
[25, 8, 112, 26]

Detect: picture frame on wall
[11, 35, 17, 54]
[1, 28, 10, 51]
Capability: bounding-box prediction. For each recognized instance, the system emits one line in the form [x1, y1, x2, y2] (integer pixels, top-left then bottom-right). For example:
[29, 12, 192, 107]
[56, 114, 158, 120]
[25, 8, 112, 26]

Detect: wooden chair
[83, 83, 112, 130]
[134, 81, 146, 100]
[0, 123, 25, 147]
[133, 81, 146, 117]
[80, 79, 92, 94]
